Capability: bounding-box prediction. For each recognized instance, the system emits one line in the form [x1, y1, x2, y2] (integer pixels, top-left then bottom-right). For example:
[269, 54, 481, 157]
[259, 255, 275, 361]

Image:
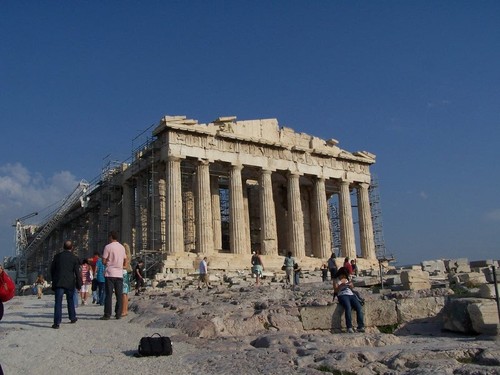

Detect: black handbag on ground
[138, 333, 172, 356]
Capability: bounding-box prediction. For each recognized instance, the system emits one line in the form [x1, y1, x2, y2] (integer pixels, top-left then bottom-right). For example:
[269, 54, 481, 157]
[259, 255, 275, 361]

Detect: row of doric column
[121, 157, 377, 260]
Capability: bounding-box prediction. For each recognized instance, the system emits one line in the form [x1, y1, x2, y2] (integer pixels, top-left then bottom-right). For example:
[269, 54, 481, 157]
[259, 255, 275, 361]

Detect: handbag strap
[150, 332, 162, 338]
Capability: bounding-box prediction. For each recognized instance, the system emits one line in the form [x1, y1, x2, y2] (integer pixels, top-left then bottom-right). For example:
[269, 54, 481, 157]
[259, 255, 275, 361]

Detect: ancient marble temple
[122, 115, 376, 265]
[25, 115, 378, 275]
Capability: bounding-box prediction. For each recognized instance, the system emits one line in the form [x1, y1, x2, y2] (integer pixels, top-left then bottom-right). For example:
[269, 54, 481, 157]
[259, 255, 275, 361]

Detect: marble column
[166, 156, 184, 254]
[312, 177, 331, 259]
[339, 179, 356, 259]
[210, 175, 222, 251]
[196, 160, 214, 254]
[357, 182, 376, 260]
[259, 169, 278, 255]
[287, 172, 305, 258]
[229, 164, 247, 254]
[121, 181, 134, 253]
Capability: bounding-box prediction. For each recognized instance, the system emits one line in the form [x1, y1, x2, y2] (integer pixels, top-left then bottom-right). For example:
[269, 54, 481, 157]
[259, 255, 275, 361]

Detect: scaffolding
[369, 174, 393, 261]
[328, 198, 341, 256]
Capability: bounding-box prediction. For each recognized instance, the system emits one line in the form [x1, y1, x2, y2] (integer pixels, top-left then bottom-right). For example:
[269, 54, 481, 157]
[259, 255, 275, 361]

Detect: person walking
[134, 259, 145, 296]
[79, 258, 92, 305]
[350, 258, 358, 277]
[34, 274, 46, 299]
[327, 253, 338, 280]
[89, 251, 100, 304]
[50, 240, 82, 329]
[0, 264, 16, 321]
[343, 257, 353, 275]
[94, 253, 106, 305]
[198, 257, 212, 290]
[121, 243, 133, 317]
[293, 262, 302, 291]
[251, 250, 264, 286]
[320, 263, 329, 282]
[283, 251, 295, 287]
[100, 231, 127, 320]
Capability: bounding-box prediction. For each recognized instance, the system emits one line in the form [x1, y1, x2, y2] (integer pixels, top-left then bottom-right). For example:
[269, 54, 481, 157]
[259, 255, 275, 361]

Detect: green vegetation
[377, 323, 399, 334]
[457, 356, 475, 364]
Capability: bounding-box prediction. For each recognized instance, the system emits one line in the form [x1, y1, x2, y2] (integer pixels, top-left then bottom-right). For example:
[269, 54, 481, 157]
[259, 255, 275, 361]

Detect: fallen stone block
[456, 272, 487, 286]
[442, 297, 498, 335]
[396, 297, 445, 322]
[445, 258, 470, 273]
[400, 270, 430, 284]
[300, 300, 397, 331]
[478, 283, 500, 299]
[467, 300, 499, 335]
[421, 260, 446, 274]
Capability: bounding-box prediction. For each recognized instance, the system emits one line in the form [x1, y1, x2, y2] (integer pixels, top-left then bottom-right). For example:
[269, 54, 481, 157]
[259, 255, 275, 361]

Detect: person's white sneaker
[347, 328, 355, 333]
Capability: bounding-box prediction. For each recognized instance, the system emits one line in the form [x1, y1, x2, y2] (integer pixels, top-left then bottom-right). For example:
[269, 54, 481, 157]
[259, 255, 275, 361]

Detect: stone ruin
[147, 256, 500, 337]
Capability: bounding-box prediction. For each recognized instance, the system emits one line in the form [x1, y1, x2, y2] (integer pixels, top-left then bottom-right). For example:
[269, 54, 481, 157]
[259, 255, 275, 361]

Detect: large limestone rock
[442, 298, 480, 333]
[479, 283, 500, 299]
[467, 301, 499, 336]
[443, 297, 499, 335]
[445, 258, 471, 273]
[396, 297, 446, 322]
[421, 260, 446, 275]
[400, 269, 431, 290]
[300, 300, 397, 330]
[454, 271, 487, 286]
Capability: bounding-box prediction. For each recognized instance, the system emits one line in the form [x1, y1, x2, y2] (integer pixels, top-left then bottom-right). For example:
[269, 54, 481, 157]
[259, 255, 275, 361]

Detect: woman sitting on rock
[333, 267, 365, 333]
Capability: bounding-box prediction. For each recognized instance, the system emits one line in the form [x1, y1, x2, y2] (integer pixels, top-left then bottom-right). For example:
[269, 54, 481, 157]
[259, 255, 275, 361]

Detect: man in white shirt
[198, 257, 212, 290]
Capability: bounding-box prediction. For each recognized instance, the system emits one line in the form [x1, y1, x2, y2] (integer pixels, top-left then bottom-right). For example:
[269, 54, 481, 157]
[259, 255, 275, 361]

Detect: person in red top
[89, 251, 100, 304]
[343, 257, 353, 275]
[0, 264, 16, 320]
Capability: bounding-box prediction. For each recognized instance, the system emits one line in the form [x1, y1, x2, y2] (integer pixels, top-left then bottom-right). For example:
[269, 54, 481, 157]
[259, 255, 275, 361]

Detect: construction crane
[14, 180, 90, 284]
[11, 212, 39, 284]
[14, 212, 39, 256]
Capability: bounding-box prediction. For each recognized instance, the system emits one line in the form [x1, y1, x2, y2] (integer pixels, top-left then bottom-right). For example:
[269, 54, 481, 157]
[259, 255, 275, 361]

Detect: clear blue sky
[1, 1, 499, 266]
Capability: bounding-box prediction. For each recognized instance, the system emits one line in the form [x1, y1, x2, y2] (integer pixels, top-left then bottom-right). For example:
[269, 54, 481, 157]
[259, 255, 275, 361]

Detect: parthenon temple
[21, 115, 381, 277]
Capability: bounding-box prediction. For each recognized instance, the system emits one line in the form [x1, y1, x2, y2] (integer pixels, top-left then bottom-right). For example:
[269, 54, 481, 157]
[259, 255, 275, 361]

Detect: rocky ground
[1, 276, 499, 375]
[127, 276, 500, 374]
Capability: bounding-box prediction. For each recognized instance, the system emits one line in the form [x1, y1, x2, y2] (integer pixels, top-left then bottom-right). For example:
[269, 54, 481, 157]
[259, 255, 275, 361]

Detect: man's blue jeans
[338, 294, 364, 330]
[104, 277, 123, 318]
[54, 287, 76, 325]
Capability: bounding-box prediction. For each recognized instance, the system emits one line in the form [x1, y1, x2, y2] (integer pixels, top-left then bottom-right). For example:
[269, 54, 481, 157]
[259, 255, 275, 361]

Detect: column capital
[339, 179, 351, 186]
[261, 168, 275, 175]
[288, 171, 302, 178]
[357, 182, 370, 190]
[231, 163, 244, 171]
[198, 158, 211, 166]
[167, 154, 184, 162]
